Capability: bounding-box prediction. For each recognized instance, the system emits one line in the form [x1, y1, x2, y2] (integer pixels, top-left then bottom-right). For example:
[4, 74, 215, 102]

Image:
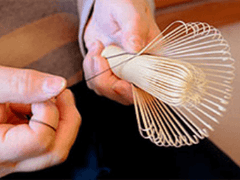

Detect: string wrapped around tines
[100, 21, 235, 147]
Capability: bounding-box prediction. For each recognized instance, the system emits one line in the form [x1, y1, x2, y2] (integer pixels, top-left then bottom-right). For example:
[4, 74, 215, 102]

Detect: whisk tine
[100, 21, 234, 147]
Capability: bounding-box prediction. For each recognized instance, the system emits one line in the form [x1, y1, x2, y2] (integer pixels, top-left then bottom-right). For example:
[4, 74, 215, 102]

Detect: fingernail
[43, 76, 66, 94]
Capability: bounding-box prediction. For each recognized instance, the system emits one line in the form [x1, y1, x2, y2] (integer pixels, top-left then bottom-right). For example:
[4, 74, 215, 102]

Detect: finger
[53, 89, 81, 161]
[98, 75, 133, 105]
[14, 90, 81, 173]
[0, 104, 7, 123]
[121, 21, 148, 53]
[83, 41, 106, 89]
[145, 23, 162, 54]
[122, 17, 160, 54]
[0, 100, 59, 163]
[1, 103, 31, 125]
[0, 163, 17, 178]
[30, 100, 59, 133]
[112, 1, 150, 52]
[84, 41, 133, 105]
[9, 103, 32, 117]
[89, 54, 133, 105]
[85, 40, 105, 60]
[111, 0, 160, 53]
[112, 79, 133, 105]
[84, 41, 111, 94]
[0, 66, 66, 104]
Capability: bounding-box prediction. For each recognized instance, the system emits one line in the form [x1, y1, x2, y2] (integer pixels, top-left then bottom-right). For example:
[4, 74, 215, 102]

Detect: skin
[0, 67, 81, 177]
[82, 0, 161, 105]
[1, 0, 160, 177]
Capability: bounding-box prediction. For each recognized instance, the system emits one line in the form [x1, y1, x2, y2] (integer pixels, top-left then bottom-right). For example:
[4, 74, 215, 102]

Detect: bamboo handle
[101, 45, 151, 88]
[101, 45, 132, 79]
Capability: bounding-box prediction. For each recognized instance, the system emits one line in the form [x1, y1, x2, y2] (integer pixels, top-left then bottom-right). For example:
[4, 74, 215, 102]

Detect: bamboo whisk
[101, 21, 235, 147]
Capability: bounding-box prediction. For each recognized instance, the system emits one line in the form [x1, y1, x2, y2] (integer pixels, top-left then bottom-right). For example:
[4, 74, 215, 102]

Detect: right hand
[82, 0, 160, 105]
[0, 66, 81, 177]
[83, 41, 134, 105]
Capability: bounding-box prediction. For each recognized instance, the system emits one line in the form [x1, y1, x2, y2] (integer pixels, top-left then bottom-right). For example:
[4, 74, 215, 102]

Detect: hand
[82, 0, 161, 105]
[0, 67, 81, 177]
[84, 41, 133, 105]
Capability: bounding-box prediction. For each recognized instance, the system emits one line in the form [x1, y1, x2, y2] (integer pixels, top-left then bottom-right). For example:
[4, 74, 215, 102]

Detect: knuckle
[86, 81, 93, 90]
[74, 111, 82, 127]
[31, 101, 59, 123]
[93, 80, 105, 95]
[53, 150, 69, 164]
[10, 69, 35, 101]
[132, 12, 142, 22]
[68, 106, 82, 126]
[87, 79, 104, 96]
[35, 134, 55, 153]
[74, 109, 82, 122]
[94, 85, 104, 96]
[83, 57, 89, 69]
[58, 152, 69, 164]
[45, 100, 59, 114]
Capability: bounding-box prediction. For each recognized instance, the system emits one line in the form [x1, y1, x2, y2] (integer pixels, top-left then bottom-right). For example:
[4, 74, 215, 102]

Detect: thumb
[119, 14, 147, 53]
[0, 66, 66, 104]
[122, 29, 146, 53]
[113, 2, 149, 53]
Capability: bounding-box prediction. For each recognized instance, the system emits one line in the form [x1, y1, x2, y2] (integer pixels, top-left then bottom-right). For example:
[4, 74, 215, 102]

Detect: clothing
[0, 0, 83, 87]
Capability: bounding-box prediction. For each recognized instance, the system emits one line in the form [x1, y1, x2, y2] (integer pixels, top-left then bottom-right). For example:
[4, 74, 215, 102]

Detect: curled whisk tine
[101, 21, 235, 147]
[133, 85, 208, 147]
[145, 21, 189, 54]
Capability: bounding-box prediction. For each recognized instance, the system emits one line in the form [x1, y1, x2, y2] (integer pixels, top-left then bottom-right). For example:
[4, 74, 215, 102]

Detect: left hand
[82, 0, 161, 105]
[0, 89, 81, 177]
